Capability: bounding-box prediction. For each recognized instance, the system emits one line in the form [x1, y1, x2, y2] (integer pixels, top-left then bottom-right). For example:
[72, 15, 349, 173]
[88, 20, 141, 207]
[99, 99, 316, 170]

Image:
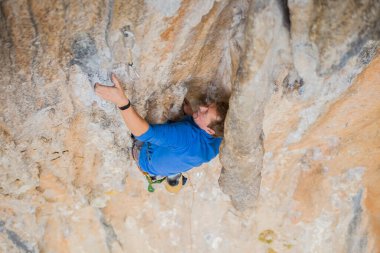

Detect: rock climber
[95, 74, 228, 192]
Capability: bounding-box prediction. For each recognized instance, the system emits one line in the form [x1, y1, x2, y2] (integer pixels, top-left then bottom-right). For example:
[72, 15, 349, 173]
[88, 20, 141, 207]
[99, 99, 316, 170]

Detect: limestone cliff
[0, 0, 379, 252]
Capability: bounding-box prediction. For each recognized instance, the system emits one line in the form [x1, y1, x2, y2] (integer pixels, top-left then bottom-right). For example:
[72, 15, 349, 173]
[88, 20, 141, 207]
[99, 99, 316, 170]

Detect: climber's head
[193, 101, 229, 137]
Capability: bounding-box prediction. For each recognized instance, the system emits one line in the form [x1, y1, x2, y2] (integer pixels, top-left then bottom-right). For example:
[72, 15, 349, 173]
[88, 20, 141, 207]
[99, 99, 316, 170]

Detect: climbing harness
[131, 136, 165, 192]
[131, 136, 188, 193]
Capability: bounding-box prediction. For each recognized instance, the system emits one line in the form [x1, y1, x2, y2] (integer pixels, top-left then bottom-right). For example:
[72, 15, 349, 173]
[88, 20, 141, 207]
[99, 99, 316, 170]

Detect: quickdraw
[144, 173, 166, 192]
[120, 25, 140, 80]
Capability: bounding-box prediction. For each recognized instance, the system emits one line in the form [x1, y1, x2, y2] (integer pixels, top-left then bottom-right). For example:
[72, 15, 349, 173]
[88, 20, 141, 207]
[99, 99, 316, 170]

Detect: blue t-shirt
[135, 116, 222, 176]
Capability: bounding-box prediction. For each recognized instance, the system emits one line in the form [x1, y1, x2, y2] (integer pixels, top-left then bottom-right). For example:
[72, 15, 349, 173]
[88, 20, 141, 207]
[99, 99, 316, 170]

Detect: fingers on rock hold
[111, 74, 119, 85]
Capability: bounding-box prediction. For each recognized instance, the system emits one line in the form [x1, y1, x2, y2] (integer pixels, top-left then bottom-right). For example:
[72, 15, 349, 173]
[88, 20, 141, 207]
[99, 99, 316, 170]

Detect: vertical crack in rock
[0, 2, 14, 68]
[59, 0, 69, 68]
[0, 220, 35, 253]
[99, 212, 123, 252]
[346, 189, 368, 253]
[105, 0, 114, 59]
[26, 0, 40, 86]
[278, 0, 290, 30]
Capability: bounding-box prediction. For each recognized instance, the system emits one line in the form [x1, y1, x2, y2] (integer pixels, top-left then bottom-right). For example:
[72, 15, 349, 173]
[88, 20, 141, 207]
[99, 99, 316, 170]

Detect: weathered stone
[219, 0, 294, 211]
[0, 0, 379, 252]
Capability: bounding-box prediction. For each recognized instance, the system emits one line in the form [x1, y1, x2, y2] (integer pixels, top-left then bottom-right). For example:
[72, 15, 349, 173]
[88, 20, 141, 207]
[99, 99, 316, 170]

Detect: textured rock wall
[220, 0, 380, 211]
[0, 0, 379, 252]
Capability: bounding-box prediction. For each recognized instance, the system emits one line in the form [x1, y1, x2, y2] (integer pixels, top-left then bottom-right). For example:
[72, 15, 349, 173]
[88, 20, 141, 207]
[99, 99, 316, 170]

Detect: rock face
[0, 0, 379, 252]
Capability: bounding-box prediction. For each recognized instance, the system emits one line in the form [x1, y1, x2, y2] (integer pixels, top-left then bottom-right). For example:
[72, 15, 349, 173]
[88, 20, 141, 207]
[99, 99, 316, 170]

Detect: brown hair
[207, 101, 229, 138]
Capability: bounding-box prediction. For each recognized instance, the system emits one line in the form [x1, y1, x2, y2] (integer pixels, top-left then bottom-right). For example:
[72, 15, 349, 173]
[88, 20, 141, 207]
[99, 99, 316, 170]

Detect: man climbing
[95, 74, 228, 192]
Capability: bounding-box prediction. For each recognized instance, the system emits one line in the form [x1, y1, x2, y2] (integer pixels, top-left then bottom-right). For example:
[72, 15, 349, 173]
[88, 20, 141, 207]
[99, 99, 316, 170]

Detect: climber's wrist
[117, 98, 130, 108]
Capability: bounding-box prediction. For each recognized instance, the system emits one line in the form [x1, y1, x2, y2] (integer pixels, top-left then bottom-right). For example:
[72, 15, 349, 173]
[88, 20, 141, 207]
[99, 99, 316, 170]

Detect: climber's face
[193, 103, 219, 135]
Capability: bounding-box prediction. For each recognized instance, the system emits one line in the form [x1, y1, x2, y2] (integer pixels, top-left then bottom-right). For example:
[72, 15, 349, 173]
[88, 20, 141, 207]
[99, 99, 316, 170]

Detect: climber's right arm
[95, 73, 149, 137]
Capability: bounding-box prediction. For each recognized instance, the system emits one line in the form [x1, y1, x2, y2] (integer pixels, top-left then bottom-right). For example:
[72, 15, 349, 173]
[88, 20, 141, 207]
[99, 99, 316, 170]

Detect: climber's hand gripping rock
[94, 73, 130, 107]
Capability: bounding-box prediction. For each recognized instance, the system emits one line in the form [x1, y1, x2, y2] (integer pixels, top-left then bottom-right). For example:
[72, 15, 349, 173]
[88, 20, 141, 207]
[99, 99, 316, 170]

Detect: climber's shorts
[131, 137, 144, 165]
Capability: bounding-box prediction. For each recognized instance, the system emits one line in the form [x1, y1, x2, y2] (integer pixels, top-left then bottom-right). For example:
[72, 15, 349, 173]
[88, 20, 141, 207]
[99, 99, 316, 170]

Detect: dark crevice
[59, 0, 76, 112]
[278, 0, 291, 30]
[0, 220, 35, 253]
[346, 189, 368, 253]
[105, 0, 114, 60]
[6, 230, 35, 253]
[26, 0, 40, 86]
[58, 0, 69, 70]
[0, 2, 15, 67]
[98, 212, 123, 252]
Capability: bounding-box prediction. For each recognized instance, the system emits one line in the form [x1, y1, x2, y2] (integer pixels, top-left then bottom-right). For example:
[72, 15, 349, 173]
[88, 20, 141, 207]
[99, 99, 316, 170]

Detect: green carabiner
[145, 174, 166, 192]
